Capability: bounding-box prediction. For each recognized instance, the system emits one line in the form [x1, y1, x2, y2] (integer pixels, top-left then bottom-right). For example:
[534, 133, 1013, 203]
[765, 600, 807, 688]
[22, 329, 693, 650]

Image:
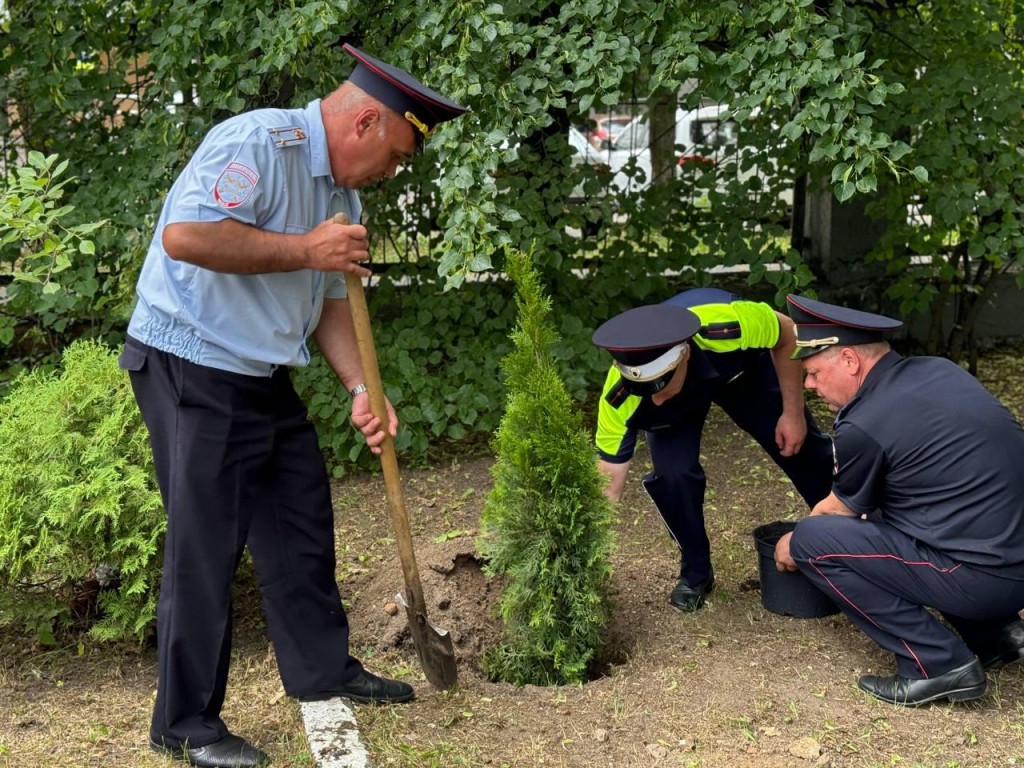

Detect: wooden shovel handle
[333, 213, 428, 615]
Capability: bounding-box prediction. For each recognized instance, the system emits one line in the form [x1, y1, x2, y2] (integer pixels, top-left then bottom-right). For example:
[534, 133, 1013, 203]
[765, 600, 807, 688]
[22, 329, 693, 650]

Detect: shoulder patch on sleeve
[604, 380, 630, 408]
[213, 161, 260, 209]
[698, 321, 742, 341]
[268, 126, 308, 147]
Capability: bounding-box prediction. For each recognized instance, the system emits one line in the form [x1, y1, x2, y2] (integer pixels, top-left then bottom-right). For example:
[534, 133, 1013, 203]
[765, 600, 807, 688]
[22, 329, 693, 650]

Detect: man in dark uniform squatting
[592, 287, 834, 611]
[120, 46, 467, 767]
[775, 295, 1024, 706]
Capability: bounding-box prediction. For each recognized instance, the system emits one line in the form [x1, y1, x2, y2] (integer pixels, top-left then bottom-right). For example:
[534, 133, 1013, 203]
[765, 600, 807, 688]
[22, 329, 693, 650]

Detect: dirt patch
[3, 352, 1024, 767]
[358, 538, 502, 662]
[334, 401, 1024, 768]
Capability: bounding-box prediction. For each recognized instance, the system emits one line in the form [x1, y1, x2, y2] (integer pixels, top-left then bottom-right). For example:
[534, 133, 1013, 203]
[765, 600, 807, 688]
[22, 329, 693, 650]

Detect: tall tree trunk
[925, 282, 948, 357]
[649, 86, 677, 188]
[948, 258, 1002, 368]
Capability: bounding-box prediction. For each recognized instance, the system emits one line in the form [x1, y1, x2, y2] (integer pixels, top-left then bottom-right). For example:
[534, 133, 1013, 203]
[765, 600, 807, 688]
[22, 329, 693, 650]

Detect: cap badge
[794, 335, 841, 349]
[404, 111, 434, 139]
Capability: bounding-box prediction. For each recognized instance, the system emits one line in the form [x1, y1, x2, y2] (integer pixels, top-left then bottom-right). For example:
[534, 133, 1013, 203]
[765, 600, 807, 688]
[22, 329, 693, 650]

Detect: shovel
[333, 213, 458, 691]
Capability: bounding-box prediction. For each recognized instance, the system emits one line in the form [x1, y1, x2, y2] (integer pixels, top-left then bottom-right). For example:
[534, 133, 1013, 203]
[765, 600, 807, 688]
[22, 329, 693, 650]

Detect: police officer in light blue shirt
[128, 100, 361, 375]
[120, 45, 467, 768]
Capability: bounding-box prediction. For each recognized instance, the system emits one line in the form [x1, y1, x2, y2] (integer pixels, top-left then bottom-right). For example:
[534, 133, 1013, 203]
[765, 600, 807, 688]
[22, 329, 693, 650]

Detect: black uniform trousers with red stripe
[642, 352, 834, 587]
[790, 514, 1024, 679]
[121, 339, 362, 750]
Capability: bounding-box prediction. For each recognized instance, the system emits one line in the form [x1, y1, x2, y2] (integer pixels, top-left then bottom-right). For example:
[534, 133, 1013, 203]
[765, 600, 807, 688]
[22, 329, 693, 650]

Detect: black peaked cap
[343, 44, 468, 142]
[787, 294, 902, 359]
[593, 305, 702, 368]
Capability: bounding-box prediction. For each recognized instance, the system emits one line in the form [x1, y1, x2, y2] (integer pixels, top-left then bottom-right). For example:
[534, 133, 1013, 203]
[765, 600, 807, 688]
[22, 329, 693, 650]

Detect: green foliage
[478, 251, 615, 686]
[0, 152, 107, 360]
[0, 1, 357, 365]
[5, 0, 1019, 447]
[2, 0, 912, 327]
[293, 273, 518, 473]
[0, 2, 165, 362]
[412, 0, 917, 291]
[0, 340, 164, 644]
[855, 0, 1024, 361]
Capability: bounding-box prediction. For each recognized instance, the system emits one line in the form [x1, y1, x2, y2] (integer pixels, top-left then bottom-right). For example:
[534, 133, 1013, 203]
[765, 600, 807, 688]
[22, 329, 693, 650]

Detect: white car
[605, 103, 736, 194]
[604, 104, 794, 219]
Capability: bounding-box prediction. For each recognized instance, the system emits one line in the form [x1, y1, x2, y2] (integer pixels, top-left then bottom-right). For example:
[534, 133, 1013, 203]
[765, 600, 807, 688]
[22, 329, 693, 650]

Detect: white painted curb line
[300, 697, 372, 768]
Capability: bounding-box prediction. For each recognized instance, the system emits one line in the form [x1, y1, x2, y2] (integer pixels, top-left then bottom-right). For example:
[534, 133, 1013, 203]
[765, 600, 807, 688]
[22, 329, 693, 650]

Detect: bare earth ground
[2, 349, 1024, 768]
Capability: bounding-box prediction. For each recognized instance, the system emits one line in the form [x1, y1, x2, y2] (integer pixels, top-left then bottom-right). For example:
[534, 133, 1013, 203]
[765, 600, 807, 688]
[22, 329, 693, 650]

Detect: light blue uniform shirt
[127, 99, 361, 376]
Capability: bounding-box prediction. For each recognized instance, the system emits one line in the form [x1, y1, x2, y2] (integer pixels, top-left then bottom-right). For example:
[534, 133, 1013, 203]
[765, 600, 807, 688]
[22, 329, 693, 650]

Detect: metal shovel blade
[396, 592, 458, 690]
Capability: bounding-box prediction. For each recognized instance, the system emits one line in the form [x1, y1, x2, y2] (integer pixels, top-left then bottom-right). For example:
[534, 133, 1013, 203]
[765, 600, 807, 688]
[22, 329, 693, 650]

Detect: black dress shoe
[669, 572, 715, 612]
[975, 619, 1024, 671]
[149, 734, 269, 768]
[857, 657, 987, 706]
[300, 669, 415, 704]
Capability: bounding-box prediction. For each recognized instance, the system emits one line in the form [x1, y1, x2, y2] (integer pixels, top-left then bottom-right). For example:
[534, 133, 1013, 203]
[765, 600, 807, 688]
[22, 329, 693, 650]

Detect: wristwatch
[349, 382, 368, 397]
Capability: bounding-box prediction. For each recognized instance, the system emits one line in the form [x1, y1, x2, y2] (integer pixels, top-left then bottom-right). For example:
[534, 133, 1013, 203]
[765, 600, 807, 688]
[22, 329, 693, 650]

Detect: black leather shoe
[975, 619, 1024, 671]
[669, 572, 715, 612]
[857, 657, 987, 706]
[301, 669, 415, 704]
[149, 734, 269, 768]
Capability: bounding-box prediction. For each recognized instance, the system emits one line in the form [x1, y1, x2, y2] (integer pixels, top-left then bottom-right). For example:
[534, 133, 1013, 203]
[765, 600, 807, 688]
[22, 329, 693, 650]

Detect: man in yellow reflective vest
[592, 288, 834, 612]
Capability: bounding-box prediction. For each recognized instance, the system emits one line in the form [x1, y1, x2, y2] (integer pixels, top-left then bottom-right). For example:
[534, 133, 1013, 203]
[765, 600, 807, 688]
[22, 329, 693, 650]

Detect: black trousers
[791, 514, 1024, 679]
[642, 354, 834, 586]
[121, 340, 361, 749]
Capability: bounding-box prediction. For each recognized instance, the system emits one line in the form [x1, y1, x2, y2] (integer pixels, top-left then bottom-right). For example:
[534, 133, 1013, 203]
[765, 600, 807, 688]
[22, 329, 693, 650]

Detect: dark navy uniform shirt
[833, 351, 1024, 574]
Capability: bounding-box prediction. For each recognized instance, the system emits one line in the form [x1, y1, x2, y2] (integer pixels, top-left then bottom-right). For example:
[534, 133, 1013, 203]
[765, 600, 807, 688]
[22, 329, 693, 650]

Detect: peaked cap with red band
[592, 304, 702, 384]
[343, 43, 468, 145]
[786, 294, 902, 359]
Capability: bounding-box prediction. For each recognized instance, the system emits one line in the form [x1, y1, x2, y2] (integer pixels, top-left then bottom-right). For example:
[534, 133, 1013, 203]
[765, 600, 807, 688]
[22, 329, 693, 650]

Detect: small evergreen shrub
[479, 250, 616, 686]
[0, 340, 163, 644]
